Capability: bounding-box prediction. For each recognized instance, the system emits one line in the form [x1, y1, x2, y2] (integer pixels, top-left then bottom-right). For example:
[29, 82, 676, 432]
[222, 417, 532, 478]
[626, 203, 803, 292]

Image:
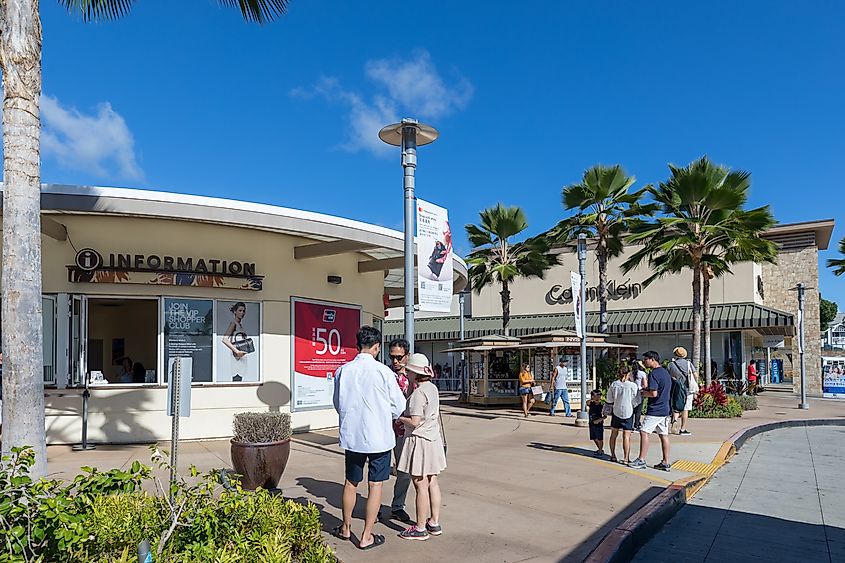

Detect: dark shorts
[344, 450, 391, 484]
[589, 421, 605, 440]
[518, 386, 532, 395]
[611, 414, 634, 431]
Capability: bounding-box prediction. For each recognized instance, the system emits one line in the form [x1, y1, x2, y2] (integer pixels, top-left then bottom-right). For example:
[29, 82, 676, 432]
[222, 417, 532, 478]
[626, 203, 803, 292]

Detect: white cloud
[41, 95, 143, 181]
[291, 50, 473, 156]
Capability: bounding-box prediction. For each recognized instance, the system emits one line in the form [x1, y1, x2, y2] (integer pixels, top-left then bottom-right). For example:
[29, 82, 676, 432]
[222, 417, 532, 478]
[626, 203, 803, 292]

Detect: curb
[583, 418, 845, 563]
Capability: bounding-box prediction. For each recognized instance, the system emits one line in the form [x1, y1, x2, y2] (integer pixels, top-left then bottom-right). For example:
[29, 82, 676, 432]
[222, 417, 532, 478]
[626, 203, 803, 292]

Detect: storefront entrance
[87, 298, 158, 384]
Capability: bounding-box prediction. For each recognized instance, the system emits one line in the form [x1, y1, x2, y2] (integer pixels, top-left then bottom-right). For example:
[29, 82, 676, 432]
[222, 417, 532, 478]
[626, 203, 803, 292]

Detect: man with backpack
[628, 351, 672, 471]
[667, 347, 698, 436]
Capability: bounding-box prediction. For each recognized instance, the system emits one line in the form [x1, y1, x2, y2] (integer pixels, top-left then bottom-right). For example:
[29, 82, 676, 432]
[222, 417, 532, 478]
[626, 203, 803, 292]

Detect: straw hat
[405, 353, 433, 375]
[673, 346, 688, 359]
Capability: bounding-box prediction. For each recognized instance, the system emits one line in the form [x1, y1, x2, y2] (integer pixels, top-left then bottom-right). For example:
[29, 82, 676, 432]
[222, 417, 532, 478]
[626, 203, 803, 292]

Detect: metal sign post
[167, 357, 192, 498]
[796, 283, 809, 410]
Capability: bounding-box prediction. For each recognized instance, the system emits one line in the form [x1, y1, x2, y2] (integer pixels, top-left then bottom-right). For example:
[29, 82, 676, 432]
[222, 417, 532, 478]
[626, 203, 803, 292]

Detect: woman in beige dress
[397, 353, 447, 541]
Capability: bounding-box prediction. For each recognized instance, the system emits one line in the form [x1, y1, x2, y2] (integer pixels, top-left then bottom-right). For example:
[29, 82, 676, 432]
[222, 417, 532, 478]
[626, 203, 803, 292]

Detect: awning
[385, 302, 795, 341]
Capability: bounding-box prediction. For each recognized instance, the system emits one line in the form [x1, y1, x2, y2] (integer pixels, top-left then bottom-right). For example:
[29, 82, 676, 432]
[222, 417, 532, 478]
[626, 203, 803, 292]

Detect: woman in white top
[606, 365, 640, 464]
[221, 302, 251, 382]
[397, 353, 447, 541]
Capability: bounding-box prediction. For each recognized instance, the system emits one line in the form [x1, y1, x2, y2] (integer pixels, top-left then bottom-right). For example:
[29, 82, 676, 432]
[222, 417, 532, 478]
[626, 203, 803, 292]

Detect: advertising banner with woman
[217, 301, 261, 383]
[416, 198, 453, 312]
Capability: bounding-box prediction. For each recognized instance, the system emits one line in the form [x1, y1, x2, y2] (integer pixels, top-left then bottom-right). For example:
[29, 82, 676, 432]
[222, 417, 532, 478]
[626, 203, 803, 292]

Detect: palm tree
[545, 165, 656, 334]
[0, 0, 287, 477]
[623, 157, 776, 384]
[828, 237, 845, 276]
[466, 204, 559, 334]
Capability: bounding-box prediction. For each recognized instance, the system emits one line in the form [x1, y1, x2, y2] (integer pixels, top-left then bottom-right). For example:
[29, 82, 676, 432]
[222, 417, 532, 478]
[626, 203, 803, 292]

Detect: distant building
[824, 313, 845, 350]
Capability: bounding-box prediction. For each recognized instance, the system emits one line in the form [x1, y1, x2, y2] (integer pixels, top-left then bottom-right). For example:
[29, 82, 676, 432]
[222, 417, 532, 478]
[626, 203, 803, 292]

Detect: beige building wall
[3, 214, 388, 444]
[424, 247, 760, 319]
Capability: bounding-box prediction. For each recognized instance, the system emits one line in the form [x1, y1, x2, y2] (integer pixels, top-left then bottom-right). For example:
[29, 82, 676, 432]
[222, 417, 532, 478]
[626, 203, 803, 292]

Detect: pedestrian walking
[629, 351, 672, 471]
[386, 338, 415, 524]
[549, 358, 573, 417]
[667, 347, 698, 435]
[587, 389, 606, 457]
[518, 363, 537, 417]
[632, 361, 648, 431]
[396, 353, 447, 541]
[747, 359, 758, 395]
[606, 365, 639, 464]
[332, 326, 406, 551]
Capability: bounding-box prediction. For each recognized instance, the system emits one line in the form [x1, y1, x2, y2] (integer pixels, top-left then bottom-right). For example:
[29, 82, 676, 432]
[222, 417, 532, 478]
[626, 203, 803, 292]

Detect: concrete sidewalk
[632, 425, 845, 563]
[46, 390, 845, 562]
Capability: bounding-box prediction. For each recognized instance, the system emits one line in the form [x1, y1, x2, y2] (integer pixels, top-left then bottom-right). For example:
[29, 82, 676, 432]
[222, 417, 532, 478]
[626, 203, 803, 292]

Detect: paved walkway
[633, 425, 845, 563]
[45, 390, 845, 562]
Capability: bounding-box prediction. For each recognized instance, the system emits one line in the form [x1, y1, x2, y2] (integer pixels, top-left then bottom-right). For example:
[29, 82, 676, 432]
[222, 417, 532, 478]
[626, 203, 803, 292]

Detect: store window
[216, 301, 261, 383]
[164, 298, 213, 383]
[88, 298, 158, 384]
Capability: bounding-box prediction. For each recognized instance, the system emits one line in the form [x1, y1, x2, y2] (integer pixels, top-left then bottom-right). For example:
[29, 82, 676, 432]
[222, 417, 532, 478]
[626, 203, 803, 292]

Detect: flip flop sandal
[359, 534, 386, 550]
[330, 526, 351, 542]
[609, 457, 619, 463]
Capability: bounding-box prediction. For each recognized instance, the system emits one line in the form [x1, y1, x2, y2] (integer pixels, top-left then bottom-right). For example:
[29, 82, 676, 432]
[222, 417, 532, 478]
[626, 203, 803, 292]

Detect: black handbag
[231, 332, 255, 354]
[427, 241, 447, 278]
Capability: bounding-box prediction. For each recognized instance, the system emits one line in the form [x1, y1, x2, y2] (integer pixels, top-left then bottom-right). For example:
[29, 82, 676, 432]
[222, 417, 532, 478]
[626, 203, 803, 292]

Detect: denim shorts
[518, 386, 532, 395]
[344, 450, 391, 484]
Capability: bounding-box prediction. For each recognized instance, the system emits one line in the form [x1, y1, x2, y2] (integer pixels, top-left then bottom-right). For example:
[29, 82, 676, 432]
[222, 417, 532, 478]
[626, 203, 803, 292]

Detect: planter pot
[230, 438, 291, 491]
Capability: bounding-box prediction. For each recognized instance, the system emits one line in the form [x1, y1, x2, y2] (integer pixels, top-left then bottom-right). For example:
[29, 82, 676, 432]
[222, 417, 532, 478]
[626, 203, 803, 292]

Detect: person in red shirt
[387, 338, 415, 523]
[747, 360, 758, 395]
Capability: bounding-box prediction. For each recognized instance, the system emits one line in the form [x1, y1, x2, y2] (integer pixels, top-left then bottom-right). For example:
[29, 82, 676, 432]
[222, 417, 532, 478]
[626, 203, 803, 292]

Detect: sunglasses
[389, 354, 406, 361]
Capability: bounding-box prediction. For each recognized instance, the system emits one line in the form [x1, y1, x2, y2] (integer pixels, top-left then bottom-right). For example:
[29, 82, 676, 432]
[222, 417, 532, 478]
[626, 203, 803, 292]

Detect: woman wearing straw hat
[397, 353, 447, 541]
[667, 346, 698, 436]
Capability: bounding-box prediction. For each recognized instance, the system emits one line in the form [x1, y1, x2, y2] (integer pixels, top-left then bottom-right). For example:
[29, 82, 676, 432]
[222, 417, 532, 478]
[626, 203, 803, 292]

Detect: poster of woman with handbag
[218, 301, 260, 382]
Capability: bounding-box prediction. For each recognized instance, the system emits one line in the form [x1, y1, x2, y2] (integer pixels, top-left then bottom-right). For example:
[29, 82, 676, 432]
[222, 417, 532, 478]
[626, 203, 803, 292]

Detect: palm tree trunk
[500, 280, 511, 336]
[691, 265, 702, 373]
[0, 0, 47, 477]
[597, 250, 608, 334]
[703, 268, 712, 386]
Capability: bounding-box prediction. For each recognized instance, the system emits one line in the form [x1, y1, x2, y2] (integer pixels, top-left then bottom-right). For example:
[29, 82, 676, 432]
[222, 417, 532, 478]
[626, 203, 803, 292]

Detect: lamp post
[379, 118, 439, 354]
[575, 234, 589, 427]
[795, 282, 809, 410]
[459, 290, 469, 401]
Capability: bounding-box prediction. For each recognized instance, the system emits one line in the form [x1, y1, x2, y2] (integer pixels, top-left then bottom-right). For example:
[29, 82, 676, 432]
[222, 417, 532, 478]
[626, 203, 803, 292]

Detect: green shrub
[731, 394, 758, 411]
[691, 397, 743, 418]
[0, 446, 334, 563]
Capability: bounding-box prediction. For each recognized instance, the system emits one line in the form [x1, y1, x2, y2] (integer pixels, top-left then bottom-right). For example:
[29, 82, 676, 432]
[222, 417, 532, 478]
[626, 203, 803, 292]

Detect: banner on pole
[416, 199, 453, 312]
[797, 306, 804, 353]
[571, 271, 582, 338]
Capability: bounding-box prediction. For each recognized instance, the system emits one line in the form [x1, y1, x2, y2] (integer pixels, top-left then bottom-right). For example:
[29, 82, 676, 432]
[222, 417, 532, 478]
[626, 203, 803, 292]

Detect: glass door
[70, 295, 87, 387]
[42, 296, 57, 385]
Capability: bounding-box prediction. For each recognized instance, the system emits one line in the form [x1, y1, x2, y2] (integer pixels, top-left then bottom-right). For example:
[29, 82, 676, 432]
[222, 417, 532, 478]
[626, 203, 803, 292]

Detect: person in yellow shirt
[518, 363, 536, 417]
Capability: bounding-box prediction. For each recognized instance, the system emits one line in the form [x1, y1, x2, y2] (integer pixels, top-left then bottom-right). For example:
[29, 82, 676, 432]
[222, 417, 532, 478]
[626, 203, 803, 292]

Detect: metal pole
[798, 283, 809, 410]
[401, 121, 418, 354]
[459, 292, 466, 400]
[169, 359, 181, 499]
[575, 234, 589, 427]
[73, 372, 96, 451]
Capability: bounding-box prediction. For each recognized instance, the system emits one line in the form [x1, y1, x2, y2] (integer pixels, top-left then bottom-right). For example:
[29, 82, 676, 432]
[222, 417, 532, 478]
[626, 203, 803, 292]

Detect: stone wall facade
[762, 246, 822, 396]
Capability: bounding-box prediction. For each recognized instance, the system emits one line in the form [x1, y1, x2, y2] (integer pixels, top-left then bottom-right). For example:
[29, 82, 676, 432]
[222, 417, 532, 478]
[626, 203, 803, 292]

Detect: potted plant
[230, 412, 292, 491]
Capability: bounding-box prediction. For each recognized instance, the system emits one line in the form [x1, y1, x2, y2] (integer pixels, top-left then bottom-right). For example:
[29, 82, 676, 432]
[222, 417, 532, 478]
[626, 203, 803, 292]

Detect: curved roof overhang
[1, 184, 468, 299]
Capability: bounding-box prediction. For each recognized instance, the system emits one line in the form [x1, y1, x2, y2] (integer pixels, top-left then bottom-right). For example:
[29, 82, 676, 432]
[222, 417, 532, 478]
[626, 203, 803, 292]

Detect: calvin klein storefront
[4, 185, 467, 444]
[386, 219, 834, 396]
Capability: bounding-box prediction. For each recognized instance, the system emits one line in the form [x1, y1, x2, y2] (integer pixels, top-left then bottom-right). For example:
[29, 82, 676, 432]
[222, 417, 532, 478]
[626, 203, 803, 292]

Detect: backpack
[670, 361, 689, 412]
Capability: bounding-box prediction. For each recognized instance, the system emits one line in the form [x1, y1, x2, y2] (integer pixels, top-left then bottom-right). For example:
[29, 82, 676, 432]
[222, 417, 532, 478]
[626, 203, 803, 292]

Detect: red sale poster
[291, 298, 361, 411]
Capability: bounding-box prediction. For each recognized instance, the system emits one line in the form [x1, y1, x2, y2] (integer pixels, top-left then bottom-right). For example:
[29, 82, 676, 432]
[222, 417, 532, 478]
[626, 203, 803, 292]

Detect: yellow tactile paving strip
[671, 459, 721, 477]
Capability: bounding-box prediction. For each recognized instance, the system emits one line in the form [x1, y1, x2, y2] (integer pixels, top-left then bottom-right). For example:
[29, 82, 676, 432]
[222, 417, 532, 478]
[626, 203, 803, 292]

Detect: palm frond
[828, 236, 845, 276]
[61, 0, 288, 23]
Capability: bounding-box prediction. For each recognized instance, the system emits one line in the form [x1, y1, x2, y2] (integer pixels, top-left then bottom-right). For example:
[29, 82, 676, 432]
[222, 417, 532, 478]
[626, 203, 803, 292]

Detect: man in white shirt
[333, 326, 406, 550]
[549, 358, 573, 417]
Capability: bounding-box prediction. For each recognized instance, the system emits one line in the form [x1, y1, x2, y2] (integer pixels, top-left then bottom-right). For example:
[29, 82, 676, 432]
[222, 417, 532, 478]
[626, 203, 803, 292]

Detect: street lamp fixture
[379, 118, 439, 354]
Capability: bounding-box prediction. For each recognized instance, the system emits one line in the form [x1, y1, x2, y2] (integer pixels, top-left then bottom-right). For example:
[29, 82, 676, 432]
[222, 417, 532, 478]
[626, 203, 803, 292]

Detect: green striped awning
[384, 303, 794, 341]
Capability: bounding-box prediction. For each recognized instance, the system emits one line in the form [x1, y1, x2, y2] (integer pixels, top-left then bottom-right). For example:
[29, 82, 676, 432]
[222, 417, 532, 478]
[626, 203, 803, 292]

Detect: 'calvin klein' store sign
[68, 249, 263, 291]
[546, 279, 642, 305]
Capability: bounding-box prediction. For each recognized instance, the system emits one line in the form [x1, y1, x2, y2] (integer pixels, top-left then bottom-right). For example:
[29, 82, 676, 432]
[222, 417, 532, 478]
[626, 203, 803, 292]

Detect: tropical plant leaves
[60, 0, 288, 23]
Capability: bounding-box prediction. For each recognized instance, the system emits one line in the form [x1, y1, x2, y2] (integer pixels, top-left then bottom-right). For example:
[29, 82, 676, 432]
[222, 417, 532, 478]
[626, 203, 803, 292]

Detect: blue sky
[39, 1, 844, 306]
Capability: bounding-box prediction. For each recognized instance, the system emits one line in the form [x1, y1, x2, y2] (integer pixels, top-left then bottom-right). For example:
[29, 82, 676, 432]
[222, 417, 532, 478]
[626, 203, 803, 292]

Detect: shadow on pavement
[560, 485, 665, 562]
[632, 503, 845, 562]
[528, 442, 603, 459]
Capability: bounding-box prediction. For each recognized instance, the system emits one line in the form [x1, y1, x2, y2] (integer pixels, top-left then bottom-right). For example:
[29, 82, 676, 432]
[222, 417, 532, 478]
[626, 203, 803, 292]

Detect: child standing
[588, 389, 606, 457]
[397, 353, 447, 541]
